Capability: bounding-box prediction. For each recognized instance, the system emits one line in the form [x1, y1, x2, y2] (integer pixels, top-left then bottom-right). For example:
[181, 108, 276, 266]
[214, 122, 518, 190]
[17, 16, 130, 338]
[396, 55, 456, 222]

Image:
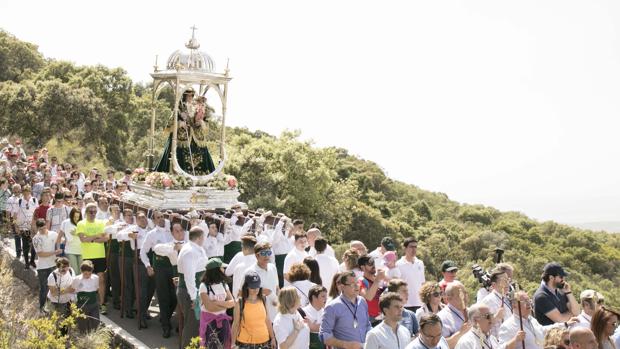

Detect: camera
[472, 264, 492, 289]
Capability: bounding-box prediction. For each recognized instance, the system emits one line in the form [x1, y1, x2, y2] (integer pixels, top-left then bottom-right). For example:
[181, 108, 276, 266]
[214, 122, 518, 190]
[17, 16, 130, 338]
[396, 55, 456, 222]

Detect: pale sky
[1, 0, 619, 224]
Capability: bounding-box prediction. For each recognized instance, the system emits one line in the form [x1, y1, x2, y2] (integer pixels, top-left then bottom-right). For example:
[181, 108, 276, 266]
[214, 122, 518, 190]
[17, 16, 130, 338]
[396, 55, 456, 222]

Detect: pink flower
[162, 177, 173, 188]
[227, 176, 237, 188]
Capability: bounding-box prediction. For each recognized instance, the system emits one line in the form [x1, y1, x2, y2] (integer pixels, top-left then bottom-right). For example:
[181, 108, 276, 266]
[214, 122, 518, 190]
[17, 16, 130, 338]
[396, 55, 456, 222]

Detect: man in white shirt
[283, 231, 309, 278]
[6, 184, 22, 258]
[396, 237, 425, 312]
[303, 285, 328, 348]
[573, 290, 604, 329]
[246, 241, 280, 321]
[455, 304, 502, 349]
[314, 237, 340, 291]
[45, 192, 70, 233]
[177, 226, 207, 348]
[405, 314, 450, 349]
[103, 204, 124, 309]
[480, 269, 513, 337]
[369, 237, 397, 270]
[498, 291, 560, 349]
[32, 218, 61, 311]
[222, 208, 246, 264]
[437, 281, 471, 348]
[117, 211, 151, 325]
[227, 235, 257, 297]
[365, 292, 413, 349]
[13, 185, 37, 268]
[306, 228, 336, 258]
[152, 222, 188, 338]
[95, 197, 110, 220]
[272, 217, 298, 287]
[139, 211, 173, 334]
[202, 222, 231, 258]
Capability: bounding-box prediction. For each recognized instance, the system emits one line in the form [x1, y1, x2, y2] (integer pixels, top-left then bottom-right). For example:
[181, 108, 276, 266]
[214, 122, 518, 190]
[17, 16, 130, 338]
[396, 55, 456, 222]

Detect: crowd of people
[0, 136, 619, 349]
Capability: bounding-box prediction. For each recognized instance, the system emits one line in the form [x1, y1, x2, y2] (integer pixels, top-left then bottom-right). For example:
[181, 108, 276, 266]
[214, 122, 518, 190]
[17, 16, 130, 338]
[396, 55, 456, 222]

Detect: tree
[0, 30, 45, 82]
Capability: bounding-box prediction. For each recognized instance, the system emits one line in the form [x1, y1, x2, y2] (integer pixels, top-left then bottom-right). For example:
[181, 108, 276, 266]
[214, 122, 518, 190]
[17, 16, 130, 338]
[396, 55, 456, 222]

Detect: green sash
[109, 239, 120, 254]
[77, 291, 98, 305]
[153, 254, 172, 268]
[309, 333, 324, 349]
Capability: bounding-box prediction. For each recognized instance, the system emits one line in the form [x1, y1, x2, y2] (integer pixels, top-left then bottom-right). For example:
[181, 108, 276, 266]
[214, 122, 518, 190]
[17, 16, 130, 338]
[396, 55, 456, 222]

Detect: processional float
[122, 27, 244, 211]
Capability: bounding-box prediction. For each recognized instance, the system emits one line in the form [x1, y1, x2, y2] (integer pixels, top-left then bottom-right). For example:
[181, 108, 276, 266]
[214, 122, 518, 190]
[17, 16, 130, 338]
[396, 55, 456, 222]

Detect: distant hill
[569, 221, 620, 233]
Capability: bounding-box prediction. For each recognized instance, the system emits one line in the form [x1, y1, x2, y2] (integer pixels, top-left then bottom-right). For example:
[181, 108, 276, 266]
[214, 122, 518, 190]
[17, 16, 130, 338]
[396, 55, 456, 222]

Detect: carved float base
[122, 183, 245, 210]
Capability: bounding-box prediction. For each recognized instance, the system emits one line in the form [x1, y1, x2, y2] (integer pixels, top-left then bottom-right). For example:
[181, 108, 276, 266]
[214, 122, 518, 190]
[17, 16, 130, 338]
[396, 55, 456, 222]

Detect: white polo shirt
[365, 321, 412, 349]
[273, 312, 310, 349]
[396, 256, 425, 307]
[315, 253, 340, 291]
[283, 247, 309, 275]
[455, 329, 499, 349]
[481, 289, 513, 337]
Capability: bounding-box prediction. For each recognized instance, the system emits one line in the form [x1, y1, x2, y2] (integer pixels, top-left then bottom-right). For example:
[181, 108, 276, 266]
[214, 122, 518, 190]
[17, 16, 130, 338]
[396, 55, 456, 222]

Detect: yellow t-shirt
[77, 220, 106, 259]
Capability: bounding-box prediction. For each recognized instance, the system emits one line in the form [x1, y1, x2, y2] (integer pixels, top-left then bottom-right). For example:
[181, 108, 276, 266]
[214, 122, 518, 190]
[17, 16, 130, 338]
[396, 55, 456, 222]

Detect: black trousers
[121, 255, 135, 316]
[177, 285, 198, 349]
[13, 232, 23, 258]
[154, 264, 177, 330]
[136, 260, 156, 321]
[20, 231, 35, 264]
[108, 252, 121, 307]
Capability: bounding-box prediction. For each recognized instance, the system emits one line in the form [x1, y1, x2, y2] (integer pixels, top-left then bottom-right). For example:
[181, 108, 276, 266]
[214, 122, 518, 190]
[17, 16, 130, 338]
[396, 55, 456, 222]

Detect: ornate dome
[166, 50, 215, 71]
[166, 29, 215, 72]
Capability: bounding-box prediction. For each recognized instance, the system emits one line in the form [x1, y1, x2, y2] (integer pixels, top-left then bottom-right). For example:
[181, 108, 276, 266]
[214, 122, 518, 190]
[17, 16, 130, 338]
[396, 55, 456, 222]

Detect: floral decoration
[133, 170, 238, 191]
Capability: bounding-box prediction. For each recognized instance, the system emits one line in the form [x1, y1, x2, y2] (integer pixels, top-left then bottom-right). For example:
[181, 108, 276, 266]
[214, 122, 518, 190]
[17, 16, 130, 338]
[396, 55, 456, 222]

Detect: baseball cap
[244, 270, 261, 289]
[381, 237, 396, 251]
[580, 289, 604, 302]
[543, 262, 568, 277]
[441, 260, 458, 272]
[206, 257, 228, 270]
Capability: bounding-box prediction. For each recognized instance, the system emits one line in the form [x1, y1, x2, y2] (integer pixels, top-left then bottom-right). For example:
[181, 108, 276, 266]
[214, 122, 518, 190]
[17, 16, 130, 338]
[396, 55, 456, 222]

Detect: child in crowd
[383, 251, 401, 281]
[71, 260, 100, 333]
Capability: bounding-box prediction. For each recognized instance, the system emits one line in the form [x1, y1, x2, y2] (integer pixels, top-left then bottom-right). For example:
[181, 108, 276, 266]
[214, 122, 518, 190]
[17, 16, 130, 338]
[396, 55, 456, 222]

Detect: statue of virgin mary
[153, 88, 216, 175]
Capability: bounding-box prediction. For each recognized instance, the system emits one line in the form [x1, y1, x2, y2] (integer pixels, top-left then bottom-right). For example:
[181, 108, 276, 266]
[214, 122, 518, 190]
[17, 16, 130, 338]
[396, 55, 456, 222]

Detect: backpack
[18, 196, 37, 208]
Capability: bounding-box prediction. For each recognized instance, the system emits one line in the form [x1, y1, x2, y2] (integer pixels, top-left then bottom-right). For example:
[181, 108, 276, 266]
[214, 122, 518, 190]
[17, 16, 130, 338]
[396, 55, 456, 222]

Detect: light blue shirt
[320, 295, 372, 347]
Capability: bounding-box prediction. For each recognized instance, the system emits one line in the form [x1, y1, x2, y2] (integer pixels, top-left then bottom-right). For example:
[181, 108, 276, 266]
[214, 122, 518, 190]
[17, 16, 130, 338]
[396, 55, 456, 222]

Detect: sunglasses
[480, 313, 493, 320]
[258, 250, 272, 257]
[87, 210, 97, 214]
[431, 292, 441, 297]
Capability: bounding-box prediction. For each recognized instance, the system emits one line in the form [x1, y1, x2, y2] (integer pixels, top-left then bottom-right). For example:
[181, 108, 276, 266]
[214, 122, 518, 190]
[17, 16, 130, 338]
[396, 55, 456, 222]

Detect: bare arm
[231, 300, 241, 343]
[37, 249, 62, 257]
[503, 331, 526, 349]
[544, 309, 575, 323]
[266, 312, 276, 349]
[55, 230, 64, 246]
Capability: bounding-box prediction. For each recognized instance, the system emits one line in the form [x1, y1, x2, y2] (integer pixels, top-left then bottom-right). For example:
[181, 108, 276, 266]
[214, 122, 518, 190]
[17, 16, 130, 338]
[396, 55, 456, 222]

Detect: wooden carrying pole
[517, 299, 525, 349]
